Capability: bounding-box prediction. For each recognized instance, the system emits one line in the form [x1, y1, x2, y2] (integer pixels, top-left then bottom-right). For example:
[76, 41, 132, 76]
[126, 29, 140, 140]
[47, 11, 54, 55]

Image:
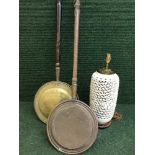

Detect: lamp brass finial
[105, 53, 111, 70]
[98, 52, 113, 74]
[106, 53, 111, 65]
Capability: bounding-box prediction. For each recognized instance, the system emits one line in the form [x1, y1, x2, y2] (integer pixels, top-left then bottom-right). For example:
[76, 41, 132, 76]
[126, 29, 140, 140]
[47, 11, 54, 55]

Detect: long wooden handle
[72, 0, 80, 99]
[56, 0, 61, 81]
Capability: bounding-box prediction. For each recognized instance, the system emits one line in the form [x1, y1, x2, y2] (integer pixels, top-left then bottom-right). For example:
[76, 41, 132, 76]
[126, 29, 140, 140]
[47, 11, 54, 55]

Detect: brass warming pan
[34, 0, 73, 123]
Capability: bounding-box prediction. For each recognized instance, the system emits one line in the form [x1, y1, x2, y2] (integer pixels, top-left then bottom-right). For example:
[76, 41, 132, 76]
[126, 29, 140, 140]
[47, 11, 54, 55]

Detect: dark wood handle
[72, 0, 80, 99]
[56, 0, 61, 81]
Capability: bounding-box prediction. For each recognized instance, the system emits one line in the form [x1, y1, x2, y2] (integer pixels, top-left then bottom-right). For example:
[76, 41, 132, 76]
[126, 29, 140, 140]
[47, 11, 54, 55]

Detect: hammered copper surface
[34, 81, 72, 123]
[47, 1, 98, 153]
[47, 100, 98, 154]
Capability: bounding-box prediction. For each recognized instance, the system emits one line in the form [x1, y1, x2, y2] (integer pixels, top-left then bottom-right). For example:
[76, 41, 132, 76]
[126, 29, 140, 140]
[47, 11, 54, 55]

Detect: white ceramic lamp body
[90, 71, 119, 125]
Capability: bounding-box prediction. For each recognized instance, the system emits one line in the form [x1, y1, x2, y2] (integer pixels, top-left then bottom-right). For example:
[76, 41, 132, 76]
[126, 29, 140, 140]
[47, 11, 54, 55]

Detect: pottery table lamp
[90, 53, 120, 128]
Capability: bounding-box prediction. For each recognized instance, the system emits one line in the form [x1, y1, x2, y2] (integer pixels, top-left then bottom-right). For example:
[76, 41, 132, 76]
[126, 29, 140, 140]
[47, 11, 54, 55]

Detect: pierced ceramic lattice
[90, 71, 119, 125]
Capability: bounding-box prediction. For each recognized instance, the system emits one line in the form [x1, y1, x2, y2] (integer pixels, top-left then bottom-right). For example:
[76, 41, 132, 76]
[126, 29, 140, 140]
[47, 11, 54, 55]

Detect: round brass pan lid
[47, 100, 98, 154]
[34, 81, 72, 123]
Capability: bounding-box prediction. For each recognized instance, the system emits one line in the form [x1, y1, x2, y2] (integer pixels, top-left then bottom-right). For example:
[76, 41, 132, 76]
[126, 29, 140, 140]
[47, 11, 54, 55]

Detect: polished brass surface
[98, 53, 114, 75]
[34, 81, 72, 123]
[47, 100, 98, 154]
[34, 0, 76, 123]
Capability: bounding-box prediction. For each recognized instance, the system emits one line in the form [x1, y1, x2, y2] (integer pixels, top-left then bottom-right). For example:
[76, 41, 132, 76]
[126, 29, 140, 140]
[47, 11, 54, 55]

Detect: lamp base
[98, 121, 112, 129]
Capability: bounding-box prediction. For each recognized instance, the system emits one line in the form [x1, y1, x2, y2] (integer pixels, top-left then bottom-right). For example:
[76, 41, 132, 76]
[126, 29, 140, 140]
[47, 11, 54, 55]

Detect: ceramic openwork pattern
[90, 71, 119, 125]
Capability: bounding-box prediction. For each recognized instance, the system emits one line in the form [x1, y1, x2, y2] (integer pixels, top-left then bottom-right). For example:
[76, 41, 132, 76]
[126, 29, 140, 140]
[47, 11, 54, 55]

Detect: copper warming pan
[34, 0, 74, 123]
[47, 0, 98, 154]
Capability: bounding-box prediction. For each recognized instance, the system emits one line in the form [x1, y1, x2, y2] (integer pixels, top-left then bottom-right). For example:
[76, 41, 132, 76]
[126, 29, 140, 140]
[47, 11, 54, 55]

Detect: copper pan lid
[47, 100, 98, 154]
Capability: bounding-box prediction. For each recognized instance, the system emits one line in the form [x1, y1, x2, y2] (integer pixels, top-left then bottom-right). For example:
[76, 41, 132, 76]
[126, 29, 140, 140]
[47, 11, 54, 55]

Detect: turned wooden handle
[72, 0, 80, 99]
[56, 0, 61, 81]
